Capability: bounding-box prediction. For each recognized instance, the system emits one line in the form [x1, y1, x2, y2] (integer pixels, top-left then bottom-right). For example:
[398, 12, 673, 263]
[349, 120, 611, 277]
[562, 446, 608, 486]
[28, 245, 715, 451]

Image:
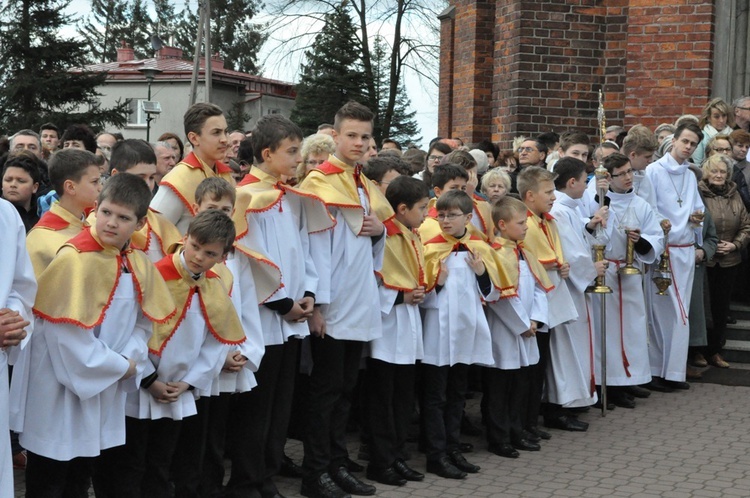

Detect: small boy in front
[151, 102, 236, 233]
[420, 190, 506, 480]
[418, 163, 470, 243]
[298, 101, 393, 498]
[518, 166, 580, 438]
[17, 174, 175, 497]
[484, 197, 551, 459]
[226, 115, 332, 498]
[96, 210, 244, 497]
[366, 175, 429, 486]
[108, 139, 182, 263]
[26, 148, 102, 277]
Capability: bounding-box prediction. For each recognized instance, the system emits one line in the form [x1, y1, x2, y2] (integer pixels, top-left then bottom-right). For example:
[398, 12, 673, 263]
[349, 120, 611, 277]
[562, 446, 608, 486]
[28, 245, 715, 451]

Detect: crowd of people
[2, 95, 750, 498]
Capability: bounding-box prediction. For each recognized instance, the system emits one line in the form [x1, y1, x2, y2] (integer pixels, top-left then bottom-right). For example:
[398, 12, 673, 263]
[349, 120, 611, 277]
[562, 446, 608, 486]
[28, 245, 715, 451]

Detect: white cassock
[486, 260, 548, 371]
[150, 186, 193, 234]
[308, 206, 384, 342]
[547, 192, 598, 407]
[370, 286, 423, 365]
[0, 199, 36, 497]
[645, 155, 703, 381]
[126, 291, 230, 421]
[421, 253, 498, 367]
[592, 189, 664, 386]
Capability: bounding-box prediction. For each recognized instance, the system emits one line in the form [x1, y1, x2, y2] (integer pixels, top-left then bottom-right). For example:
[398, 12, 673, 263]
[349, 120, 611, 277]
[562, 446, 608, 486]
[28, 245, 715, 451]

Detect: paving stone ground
[13, 381, 750, 497]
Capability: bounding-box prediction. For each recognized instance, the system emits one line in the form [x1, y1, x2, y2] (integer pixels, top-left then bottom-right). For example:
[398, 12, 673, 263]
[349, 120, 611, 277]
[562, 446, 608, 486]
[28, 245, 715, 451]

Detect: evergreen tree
[78, 0, 129, 63]
[126, 0, 152, 59]
[290, 4, 368, 136]
[173, 0, 266, 74]
[0, 0, 129, 133]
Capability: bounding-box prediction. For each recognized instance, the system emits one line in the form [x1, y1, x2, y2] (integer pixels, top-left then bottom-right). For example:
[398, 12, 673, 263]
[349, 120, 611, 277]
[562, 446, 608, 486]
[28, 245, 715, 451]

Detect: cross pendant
[677, 198, 683, 207]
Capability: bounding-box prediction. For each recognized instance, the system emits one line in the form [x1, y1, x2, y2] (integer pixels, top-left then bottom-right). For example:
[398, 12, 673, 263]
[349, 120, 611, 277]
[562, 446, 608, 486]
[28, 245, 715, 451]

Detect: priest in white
[644, 122, 705, 388]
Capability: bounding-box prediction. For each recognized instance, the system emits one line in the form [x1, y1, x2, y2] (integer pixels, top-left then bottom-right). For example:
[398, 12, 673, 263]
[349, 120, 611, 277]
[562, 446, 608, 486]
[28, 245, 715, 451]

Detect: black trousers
[25, 452, 92, 498]
[93, 417, 182, 498]
[483, 367, 525, 445]
[199, 392, 233, 498]
[419, 363, 468, 462]
[365, 358, 416, 470]
[171, 396, 210, 498]
[302, 336, 364, 479]
[226, 340, 299, 497]
[527, 332, 547, 428]
[706, 264, 737, 356]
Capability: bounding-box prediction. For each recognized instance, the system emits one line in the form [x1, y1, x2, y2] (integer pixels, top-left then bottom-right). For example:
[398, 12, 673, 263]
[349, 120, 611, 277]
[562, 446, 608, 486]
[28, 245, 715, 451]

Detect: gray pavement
[13, 381, 750, 497]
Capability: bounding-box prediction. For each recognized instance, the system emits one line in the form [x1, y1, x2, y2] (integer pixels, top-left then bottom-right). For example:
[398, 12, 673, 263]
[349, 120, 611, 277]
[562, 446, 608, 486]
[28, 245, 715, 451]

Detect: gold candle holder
[618, 230, 642, 275]
[586, 245, 613, 294]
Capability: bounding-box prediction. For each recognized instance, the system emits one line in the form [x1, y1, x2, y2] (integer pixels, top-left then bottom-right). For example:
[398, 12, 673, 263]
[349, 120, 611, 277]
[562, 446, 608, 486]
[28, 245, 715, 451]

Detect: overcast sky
[65, 0, 439, 147]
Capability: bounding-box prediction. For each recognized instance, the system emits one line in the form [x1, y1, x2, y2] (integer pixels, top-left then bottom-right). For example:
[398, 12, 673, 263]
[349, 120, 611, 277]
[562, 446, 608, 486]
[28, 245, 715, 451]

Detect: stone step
[723, 340, 750, 364]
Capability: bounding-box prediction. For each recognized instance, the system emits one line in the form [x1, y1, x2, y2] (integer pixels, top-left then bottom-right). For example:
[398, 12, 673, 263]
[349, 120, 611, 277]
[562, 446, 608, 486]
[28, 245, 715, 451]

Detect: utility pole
[204, 0, 212, 102]
[189, 0, 205, 105]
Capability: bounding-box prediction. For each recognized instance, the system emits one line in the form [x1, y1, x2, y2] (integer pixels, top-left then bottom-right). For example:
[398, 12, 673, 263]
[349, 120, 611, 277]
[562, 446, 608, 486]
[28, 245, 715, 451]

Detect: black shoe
[301, 473, 351, 498]
[357, 444, 370, 461]
[544, 415, 588, 432]
[488, 443, 519, 458]
[279, 454, 305, 479]
[448, 450, 480, 473]
[365, 466, 406, 486]
[664, 379, 690, 390]
[593, 398, 616, 410]
[525, 426, 551, 440]
[393, 459, 424, 482]
[610, 392, 636, 409]
[344, 458, 364, 473]
[727, 315, 737, 324]
[460, 416, 483, 436]
[567, 406, 590, 414]
[331, 466, 376, 496]
[521, 429, 541, 443]
[458, 442, 474, 453]
[426, 456, 467, 479]
[624, 385, 651, 398]
[511, 438, 540, 451]
[644, 377, 674, 393]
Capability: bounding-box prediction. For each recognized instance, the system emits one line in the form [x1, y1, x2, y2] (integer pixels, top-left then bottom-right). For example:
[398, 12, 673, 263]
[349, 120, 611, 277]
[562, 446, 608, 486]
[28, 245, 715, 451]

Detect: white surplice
[547, 192, 598, 407]
[592, 189, 664, 386]
[644, 154, 703, 381]
[0, 199, 36, 497]
[370, 285, 423, 365]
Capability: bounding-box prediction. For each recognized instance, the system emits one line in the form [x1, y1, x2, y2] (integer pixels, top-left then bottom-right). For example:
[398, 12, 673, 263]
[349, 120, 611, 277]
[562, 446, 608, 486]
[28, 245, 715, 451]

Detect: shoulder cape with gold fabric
[524, 210, 565, 268]
[27, 202, 88, 278]
[33, 227, 176, 329]
[149, 251, 246, 355]
[491, 237, 554, 299]
[298, 155, 394, 234]
[422, 231, 511, 293]
[158, 151, 236, 216]
[87, 208, 182, 255]
[375, 217, 426, 292]
[165, 240, 281, 305]
[233, 165, 335, 238]
[418, 197, 489, 245]
[472, 193, 494, 242]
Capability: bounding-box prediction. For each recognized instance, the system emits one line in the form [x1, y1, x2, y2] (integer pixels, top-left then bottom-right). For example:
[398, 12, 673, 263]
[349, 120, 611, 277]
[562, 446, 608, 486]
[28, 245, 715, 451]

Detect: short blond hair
[701, 153, 732, 180]
[517, 166, 557, 201]
[301, 133, 335, 162]
[481, 168, 511, 195]
[492, 196, 527, 227]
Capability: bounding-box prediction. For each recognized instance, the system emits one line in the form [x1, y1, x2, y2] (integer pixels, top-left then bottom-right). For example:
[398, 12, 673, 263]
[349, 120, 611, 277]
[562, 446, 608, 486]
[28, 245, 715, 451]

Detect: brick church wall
[439, 0, 715, 148]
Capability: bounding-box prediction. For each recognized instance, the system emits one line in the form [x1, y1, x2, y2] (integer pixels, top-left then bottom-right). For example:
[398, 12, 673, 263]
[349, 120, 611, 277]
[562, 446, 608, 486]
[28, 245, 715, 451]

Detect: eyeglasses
[611, 168, 634, 178]
[712, 147, 732, 154]
[436, 213, 466, 221]
[305, 159, 326, 167]
[517, 147, 537, 153]
[428, 155, 443, 162]
[736, 106, 750, 111]
[97, 144, 112, 152]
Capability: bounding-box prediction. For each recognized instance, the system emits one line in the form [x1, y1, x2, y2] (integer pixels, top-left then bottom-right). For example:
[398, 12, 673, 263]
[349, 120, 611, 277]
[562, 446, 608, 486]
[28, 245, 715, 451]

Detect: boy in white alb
[226, 115, 333, 498]
[0, 198, 36, 497]
[15, 174, 176, 496]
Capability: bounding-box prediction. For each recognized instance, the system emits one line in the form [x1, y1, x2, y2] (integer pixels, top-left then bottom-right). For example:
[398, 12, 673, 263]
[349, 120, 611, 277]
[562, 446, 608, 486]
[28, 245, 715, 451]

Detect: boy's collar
[179, 250, 202, 280]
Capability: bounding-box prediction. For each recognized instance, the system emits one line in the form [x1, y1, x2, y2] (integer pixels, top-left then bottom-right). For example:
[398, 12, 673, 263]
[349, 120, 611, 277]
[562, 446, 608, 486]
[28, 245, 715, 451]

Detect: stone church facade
[438, 0, 750, 146]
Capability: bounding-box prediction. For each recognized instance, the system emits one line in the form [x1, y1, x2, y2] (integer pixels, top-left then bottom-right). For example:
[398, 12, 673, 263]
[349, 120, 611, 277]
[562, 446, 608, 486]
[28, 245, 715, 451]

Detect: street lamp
[138, 67, 163, 141]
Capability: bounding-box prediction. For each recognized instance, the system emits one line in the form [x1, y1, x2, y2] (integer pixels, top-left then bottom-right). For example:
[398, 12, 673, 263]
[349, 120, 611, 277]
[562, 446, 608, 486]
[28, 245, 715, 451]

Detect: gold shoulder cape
[375, 217, 426, 292]
[418, 198, 488, 244]
[232, 242, 283, 304]
[149, 251, 245, 355]
[472, 194, 494, 242]
[157, 152, 236, 216]
[33, 227, 176, 329]
[422, 231, 510, 292]
[27, 203, 87, 278]
[233, 166, 334, 239]
[524, 210, 565, 267]
[298, 155, 394, 235]
[131, 209, 182, 254]
[491, 238, 554, 298]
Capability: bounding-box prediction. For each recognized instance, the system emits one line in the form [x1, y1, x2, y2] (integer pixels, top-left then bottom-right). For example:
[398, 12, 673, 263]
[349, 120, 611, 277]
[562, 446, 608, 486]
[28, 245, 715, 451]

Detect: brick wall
[440, 0, 715, 148]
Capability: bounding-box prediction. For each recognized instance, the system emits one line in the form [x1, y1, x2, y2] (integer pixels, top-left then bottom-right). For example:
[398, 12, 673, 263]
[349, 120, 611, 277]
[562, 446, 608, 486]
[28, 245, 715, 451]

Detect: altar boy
[17, 174, 176, 496]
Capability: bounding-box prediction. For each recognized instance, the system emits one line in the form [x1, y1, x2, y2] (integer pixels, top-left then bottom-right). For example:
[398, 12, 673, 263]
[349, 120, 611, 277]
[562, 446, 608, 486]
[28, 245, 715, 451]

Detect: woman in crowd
[296, 132, 335, 183]
[693, 98, 735, 166]
[414, 141, 451, 191]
